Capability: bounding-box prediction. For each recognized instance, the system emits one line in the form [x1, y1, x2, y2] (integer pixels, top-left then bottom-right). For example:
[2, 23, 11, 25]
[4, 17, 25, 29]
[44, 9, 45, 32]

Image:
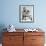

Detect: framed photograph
[19, 5, 34, 23]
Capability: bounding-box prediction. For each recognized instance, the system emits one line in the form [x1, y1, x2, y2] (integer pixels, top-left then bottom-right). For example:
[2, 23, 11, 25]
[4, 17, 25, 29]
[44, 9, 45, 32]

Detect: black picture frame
[19, 5, 34, 23]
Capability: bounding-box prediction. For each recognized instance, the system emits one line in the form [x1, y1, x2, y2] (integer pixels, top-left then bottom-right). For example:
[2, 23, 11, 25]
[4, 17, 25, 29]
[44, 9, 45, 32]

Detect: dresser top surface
[12, 29, 44, 32]
[3, 29, 45, 32]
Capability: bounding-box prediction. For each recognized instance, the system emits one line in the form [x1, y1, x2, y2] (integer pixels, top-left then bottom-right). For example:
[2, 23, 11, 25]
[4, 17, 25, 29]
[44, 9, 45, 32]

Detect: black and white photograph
[19, 5, 34, 23]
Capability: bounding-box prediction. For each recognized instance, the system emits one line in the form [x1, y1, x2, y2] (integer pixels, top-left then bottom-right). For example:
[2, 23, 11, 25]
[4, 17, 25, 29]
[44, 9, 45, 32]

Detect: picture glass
[19, 5, 34, 23]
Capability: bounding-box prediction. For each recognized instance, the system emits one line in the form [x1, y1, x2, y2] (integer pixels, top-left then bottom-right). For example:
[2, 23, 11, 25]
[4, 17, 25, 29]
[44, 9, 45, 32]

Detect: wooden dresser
[2, 29, 45, 46]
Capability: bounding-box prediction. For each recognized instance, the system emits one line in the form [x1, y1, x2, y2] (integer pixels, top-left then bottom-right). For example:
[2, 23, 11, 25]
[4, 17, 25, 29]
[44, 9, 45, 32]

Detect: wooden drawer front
[24, 36, 32, 46]
[3, 43, 23, 46]
[3, 36, 12, 44]
[24, 36, 44, 46]
[3, 36, 23, 44]
[3, 32, 23, 36]
[24, 32, 44, 36]
[3, 44, 15, 46]
[32, 36, 45, 44]
[32, 44, 44, 46]
[3, 36, 23, 46]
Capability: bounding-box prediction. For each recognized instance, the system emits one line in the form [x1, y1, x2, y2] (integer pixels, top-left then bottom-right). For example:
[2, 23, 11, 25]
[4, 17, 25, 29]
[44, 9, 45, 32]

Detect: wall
[0, 0, 46, 29]
[0, 0, 46, 43]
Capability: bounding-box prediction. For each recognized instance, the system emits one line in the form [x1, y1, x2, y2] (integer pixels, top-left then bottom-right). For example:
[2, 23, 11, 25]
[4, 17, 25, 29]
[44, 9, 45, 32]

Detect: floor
[0, 44, 2, 46]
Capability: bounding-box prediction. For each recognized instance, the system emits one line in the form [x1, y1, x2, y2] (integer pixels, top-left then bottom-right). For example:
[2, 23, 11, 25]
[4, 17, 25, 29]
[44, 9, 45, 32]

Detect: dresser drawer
[3, 43, 23, 46]
[3, 35, 23, 44]
[3, 32, 23, 36]
[32, 36, 45, 44]
[24, 32, 44, 36]
[3, 36, 23, 46]
[32, 44, 44, 46]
